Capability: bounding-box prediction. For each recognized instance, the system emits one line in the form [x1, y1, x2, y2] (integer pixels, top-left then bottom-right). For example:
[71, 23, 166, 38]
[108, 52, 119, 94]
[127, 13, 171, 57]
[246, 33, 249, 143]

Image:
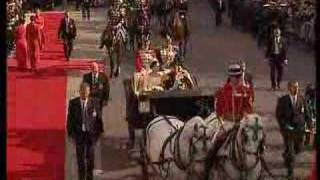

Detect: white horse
[145, 115, 209, 180]
[204, 112, 236, 147]
[206, 113, 266, 180]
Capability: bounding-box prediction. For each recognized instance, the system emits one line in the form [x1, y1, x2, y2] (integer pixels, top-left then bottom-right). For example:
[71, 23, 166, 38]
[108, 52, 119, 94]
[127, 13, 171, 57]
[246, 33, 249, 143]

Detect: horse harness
[205, 123, 276, 180]
[154, 120, 209, 179]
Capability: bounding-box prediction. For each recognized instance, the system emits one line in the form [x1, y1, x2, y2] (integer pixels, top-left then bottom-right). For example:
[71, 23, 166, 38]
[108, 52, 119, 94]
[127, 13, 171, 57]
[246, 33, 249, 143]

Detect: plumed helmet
[228, 63, 242, 76]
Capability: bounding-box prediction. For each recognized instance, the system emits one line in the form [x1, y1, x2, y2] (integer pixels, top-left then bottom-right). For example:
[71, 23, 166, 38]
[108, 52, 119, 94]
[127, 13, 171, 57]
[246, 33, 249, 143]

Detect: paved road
[64, 0, 315, 179]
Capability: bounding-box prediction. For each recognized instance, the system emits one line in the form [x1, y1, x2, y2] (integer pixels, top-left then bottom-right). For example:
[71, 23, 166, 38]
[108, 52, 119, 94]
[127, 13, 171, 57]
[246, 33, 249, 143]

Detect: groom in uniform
[67, 82, 104, 180]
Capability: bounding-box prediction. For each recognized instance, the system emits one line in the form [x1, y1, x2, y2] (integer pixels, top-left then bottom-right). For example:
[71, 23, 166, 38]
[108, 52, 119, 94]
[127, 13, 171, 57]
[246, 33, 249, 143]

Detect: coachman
[215, 63, 254, 121]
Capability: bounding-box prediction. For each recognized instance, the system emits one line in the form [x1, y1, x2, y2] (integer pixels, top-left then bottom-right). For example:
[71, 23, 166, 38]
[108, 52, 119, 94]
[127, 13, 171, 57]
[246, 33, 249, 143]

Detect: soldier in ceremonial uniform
[215, 63, 254, 121]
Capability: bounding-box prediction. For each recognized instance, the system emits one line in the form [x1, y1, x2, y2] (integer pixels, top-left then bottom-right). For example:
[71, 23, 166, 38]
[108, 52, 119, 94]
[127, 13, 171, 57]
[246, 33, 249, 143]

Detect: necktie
[291, 96, 296, 107]
[65, 19, 69, 32]
[82, 101, 86, 131]
[93, 74, 97, 84]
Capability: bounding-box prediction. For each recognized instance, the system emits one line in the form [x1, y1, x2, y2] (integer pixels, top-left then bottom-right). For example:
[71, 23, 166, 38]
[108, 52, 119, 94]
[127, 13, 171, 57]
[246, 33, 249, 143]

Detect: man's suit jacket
[265, 35, 287, 63]
[82, 0, 92, 4]
[58, 18, 77, 40]
[215, 0, 226, 13]
[67, 97, 104, 140]
[83, 72, 110, 103]
[276, 94, 311, 133]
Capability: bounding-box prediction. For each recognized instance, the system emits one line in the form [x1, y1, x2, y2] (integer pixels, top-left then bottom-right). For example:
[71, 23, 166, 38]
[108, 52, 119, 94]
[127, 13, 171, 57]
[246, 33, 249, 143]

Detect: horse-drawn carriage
[124, 75, 215, 177]
[123, 70, 267, 179]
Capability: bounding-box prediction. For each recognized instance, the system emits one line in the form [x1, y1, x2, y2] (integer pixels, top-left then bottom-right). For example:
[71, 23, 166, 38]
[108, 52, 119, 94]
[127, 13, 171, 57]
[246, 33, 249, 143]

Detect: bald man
[83, 62, 110, 109]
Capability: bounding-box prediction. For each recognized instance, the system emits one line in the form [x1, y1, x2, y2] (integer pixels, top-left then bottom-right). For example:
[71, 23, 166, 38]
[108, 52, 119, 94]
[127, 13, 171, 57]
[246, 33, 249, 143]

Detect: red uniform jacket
[215, 81, 254, 121]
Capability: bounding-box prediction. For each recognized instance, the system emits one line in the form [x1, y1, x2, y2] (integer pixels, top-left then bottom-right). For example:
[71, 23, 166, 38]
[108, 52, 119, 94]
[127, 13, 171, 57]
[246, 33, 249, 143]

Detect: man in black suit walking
[265, 26, 288, 91]
[67, 82, 104, 180]
[58, 10, 77, 61]
[276, 80, 312, 180]
[83, 62, 110, 110]
[82, 0, 92, 20]
[214, 0, 225, 27]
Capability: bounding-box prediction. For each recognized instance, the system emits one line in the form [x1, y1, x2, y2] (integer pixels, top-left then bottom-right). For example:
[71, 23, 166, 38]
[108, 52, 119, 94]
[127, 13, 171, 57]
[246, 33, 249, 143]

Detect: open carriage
[123, 72, 215, 178]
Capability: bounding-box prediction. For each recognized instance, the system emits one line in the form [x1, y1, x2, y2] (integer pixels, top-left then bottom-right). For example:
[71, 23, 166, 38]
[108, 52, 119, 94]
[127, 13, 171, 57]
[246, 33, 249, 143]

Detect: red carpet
[7, 12, 104, 180]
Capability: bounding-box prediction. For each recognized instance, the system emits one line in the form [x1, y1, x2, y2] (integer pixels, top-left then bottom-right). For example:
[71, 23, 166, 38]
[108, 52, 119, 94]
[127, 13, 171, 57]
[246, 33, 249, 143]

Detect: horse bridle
[171, 124, 209, 180]
[231, 123, 266, 179]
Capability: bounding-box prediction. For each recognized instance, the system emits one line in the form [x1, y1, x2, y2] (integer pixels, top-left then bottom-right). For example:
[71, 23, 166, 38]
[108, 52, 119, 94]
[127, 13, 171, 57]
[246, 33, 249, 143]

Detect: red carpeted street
[7, 12, 100, 180]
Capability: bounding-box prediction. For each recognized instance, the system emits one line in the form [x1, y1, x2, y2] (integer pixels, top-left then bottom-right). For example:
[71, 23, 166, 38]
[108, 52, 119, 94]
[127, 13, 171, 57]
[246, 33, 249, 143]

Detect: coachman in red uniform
[215, 63, 254, 121]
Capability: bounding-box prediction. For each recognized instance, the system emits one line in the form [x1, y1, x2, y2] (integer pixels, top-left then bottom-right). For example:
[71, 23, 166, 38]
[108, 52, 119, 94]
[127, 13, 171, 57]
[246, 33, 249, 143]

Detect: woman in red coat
[35, 8, 45, 50]
[15, 18, 28, 70]
[26, 16, 42, 71]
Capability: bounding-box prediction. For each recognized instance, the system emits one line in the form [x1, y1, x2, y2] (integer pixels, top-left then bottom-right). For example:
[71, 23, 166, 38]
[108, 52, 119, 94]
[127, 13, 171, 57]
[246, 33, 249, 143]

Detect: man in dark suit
[82, 0, 92, 20]
[67, 82, 104, 180]
[214, 0, 226, 27]
[265, 26, 288, 91]
[276, 80, 312, 180]
[83, 62, 110, 110]
[58, 10, 77, 61]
